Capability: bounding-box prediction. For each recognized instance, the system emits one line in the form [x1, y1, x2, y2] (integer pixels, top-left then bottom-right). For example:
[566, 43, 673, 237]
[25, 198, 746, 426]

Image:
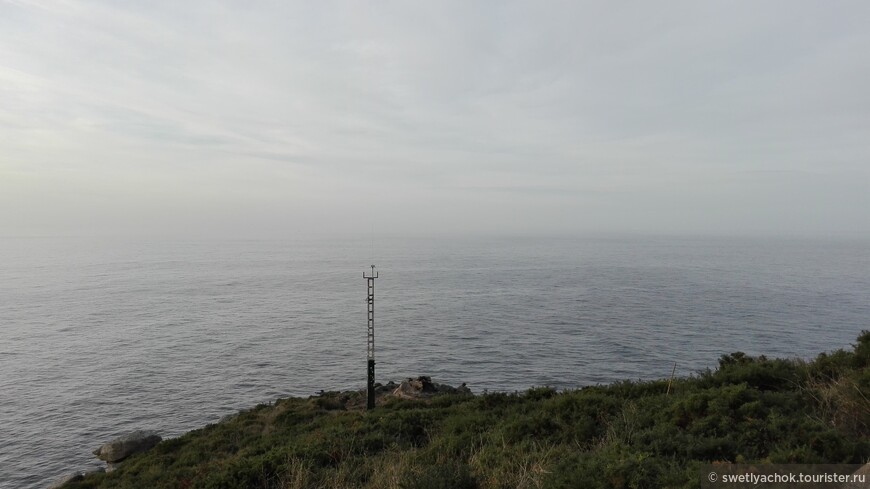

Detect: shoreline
[56, 333, 870, 488]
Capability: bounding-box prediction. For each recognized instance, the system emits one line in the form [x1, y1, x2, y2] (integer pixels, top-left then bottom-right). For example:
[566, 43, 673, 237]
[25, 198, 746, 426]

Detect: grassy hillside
[66, 332, 870, 488]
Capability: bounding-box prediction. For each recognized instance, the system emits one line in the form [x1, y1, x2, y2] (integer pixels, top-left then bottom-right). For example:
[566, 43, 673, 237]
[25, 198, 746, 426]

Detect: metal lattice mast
[364, 264, 378, 410]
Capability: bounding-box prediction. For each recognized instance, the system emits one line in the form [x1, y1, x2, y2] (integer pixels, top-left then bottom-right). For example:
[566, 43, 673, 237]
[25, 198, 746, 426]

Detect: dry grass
[468, 438, 556, 489]
[804, 372, 870, 436]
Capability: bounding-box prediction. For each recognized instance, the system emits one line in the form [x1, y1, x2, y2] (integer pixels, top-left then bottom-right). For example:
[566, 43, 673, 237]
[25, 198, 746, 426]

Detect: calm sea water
[1, 235, 868, 488]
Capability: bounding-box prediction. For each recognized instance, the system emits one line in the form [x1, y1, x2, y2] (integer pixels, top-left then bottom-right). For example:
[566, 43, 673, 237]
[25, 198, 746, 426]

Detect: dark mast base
[367, 359, 376, 410]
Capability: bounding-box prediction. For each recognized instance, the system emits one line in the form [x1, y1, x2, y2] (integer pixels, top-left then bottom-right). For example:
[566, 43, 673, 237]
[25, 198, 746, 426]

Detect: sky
[1, 0, 868, 239]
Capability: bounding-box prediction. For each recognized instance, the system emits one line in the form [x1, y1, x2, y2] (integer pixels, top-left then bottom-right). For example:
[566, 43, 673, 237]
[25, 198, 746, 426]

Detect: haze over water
[1, 235, 868, 488]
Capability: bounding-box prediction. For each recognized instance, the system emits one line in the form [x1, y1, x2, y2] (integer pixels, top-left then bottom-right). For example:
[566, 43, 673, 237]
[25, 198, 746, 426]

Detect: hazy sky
[1, 1, 868, 238]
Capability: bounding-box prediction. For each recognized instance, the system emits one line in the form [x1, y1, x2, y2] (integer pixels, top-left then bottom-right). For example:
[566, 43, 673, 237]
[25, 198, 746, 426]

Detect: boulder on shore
[93, 430, 161, 463]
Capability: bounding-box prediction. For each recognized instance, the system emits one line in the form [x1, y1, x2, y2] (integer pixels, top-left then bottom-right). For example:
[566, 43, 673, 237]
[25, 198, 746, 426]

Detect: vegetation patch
[65, 332, 870, 488]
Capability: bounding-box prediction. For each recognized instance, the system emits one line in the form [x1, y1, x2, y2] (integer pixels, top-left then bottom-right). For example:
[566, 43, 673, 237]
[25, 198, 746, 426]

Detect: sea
[1, 235, 868, 488]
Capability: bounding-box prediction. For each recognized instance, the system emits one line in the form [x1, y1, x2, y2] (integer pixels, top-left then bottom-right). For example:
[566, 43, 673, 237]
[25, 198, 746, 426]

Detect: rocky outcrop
[93, 430, 161, 464]
[313, 377, 472, 409]
[391, 376, 472, 400]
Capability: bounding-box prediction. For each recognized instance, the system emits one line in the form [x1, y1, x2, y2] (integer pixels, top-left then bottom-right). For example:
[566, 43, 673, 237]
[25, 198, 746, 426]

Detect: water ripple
[1, 236, 868, 488]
